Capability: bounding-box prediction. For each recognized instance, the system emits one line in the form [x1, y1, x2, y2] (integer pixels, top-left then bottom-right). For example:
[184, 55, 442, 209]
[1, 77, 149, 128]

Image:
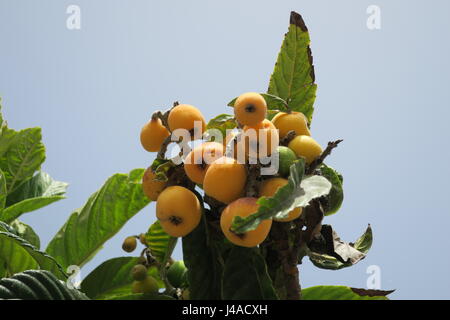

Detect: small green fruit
[167, 261, 187, 288]
[131, 264, 148, 281]
[277, 146, 297, 177]
[122, 236, 137, 253]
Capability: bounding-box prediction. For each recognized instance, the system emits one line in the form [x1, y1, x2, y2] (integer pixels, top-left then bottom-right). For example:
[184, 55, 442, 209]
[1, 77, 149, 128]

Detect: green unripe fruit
[167, 261, 188, 288]
[122, 236, 137, 253]
[131, 264, 148, 281]
[277, 146, 297, 177]
[132, 276, 159, 294]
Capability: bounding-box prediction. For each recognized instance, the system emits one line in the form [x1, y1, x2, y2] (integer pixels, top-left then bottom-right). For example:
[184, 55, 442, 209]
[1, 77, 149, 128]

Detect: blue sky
[1, 0, 449, 299]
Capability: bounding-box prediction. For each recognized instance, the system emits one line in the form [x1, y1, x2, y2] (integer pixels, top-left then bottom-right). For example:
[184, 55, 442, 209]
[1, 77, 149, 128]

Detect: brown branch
[244, 163, 260, 197]
[156, 135, 173, 160]
[280, 130, 296, 146]
[306, 139, 343, 174]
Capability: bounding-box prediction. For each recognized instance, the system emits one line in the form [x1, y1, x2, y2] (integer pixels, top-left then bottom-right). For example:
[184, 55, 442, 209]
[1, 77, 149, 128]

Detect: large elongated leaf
[182, 214, 223, 300]
[1, 172, 67, 223]
[267, 11, 317, 123]
[0, 127, 46, 194]
[46, 169, 150, 268]
[222, 247, 278, 300]
[231, 160, 331, 234]
[80, 257, 163, 300]
[145, 220, 171, 263]
[0, 270, 89, 300]
[0, 231, 66, 279]
[308, 225, 372, 270]
[301, 285, 393, 300]
[1, 172, 68, 223]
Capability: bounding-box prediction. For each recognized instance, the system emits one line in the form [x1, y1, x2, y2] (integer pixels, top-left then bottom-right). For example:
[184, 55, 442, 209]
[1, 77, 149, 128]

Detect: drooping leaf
[222, 247, 278, 300]
[46, 169, 150, 269]
[231, 160, 331, 234]
[1, 172, 68, 223]
[0, 231, 66, 279]
[308, 225, 372, 270]
[301, 285, 393, 300]
[267, 11, 317, 123]
[80, 257, 163, 300]
[352, 224, 373, 254]
[145, 220, 171, 263]
[182, 214, 223, 300]
[0, 270, 89, 300]
[0, 127, 46, 195]
[10, 220, 40, 249]
[319, 164, 344, 216]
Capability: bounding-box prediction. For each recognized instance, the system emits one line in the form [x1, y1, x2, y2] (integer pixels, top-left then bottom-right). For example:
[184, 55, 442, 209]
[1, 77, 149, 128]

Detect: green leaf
[353, 224, 373, 254]
[228, 94, 288, 112]
[0, 270, 89, 300]
[301, 285, 393, 300]
[205, 114, 237, 140]
[267, 11, 317, 123]
[6, 171, 67, 207]
[1, 172, 67, 223]
[223, 247, 278, 300]
[0, 231, 66, 279]
[308, 225, 372, 270]
[80, 257, 163, 300]
[182, 214, 223, 300]
[231, 160, 331, 234]
[0, 127, 46, 195]
[10, 220, 41, 249]
[150, 159, 175, 182]
[319, 164, 344, 216]
[0, 169, 6, 210]
[46, 169, 150, 269]
[145, 220, 171, 263]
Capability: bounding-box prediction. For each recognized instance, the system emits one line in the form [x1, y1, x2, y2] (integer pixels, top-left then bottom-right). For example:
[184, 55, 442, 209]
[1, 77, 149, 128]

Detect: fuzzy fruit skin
[140, 118, 170, 152]
[259, 178, 302, 222]
[276, 146, 298, 177]
[234, 92, 267, 126]
[142, 167, 167, 201]
[156, 186, 202, 237]
[132, 264, 148, 281]
[184, 142, 224, 185]
[122, 236, 137, 253]
[168, 104, 206, 134]
[271, 111, 310, 138]
[242, 119, 279, 158]
[220, 197, 272, 247]
[288, 135, 323, 164]
[132, 276, 159, 294]
[203, 156, 247, 204]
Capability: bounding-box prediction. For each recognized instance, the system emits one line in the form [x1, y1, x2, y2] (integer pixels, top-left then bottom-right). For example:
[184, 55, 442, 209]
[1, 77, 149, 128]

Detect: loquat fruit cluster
[131, 92, 324, 250]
